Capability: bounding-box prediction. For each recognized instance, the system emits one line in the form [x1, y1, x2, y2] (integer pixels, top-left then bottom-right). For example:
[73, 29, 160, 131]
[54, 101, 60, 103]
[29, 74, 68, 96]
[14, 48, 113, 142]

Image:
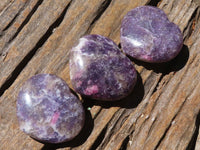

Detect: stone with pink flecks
[17, 74, 85, 143]
[120, 6, 183, 63]
[70, 34, 137, 101]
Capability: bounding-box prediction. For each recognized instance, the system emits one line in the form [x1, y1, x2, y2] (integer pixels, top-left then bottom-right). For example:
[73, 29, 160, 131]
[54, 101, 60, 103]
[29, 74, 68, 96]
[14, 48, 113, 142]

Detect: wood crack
[184, 6, 200, 41]
[91, 125, 108, 150]
[148, 0, 162, 7]
[120, 136, 129, 150]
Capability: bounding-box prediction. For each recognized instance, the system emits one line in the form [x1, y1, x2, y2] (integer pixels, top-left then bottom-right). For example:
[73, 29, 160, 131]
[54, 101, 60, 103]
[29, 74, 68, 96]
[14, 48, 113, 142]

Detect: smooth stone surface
[121, 6, 183, 63]
[70, 34, 137, 101]
[17, 74, 85, 143]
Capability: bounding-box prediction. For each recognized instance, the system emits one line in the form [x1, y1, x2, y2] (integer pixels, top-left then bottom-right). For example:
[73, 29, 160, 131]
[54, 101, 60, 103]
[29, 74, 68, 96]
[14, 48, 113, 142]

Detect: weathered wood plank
[0, 0, 29, 31]
[0, 0, 200, 149]
[98, 1, 200, 150]
[0, 0, 13, 14]
[0, 0, 119, 149]
[127, 6, 200, 150]
[0, 0, 71, 92]
[0, 0, 42, 56]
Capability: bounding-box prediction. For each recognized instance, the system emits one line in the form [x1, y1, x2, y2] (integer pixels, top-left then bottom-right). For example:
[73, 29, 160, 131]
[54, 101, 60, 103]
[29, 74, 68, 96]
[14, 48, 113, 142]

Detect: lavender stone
[70, 34, 137, 101]
[17, 74, 85, 143]
[121, 6, 183, 63]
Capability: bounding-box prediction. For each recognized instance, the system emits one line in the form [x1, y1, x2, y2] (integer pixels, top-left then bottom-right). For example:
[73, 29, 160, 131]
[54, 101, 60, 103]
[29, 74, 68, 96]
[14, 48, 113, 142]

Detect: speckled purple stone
[17, 74, 85, 143]
[121, 6, 183, 63]
[70, 34, 137, 101]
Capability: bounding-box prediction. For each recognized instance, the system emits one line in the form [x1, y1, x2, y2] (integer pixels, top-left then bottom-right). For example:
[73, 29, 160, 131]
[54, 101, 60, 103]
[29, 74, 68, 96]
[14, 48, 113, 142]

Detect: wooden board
[0, 0, 200, 149]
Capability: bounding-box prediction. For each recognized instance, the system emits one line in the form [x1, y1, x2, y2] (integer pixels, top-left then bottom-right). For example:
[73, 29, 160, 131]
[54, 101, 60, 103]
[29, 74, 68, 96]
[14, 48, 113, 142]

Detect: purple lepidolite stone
[70, 34, 137, 101]
[17, 74, 85, 143]
[121, 6, 183, 63]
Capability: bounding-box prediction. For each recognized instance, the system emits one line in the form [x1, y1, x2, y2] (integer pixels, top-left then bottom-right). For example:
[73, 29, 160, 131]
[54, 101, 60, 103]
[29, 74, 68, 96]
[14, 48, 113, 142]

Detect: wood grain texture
[0, 0, 42, 56]
[0, 0, 71, 88]
[0, 0, 200, 149]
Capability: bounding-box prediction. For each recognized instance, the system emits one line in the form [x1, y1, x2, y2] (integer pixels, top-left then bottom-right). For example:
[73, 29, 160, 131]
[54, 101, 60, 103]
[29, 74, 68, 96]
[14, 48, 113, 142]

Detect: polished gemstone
[70, 34, 137, 101]
[17, 74, 85, 143]
[121, 6, 183, 63]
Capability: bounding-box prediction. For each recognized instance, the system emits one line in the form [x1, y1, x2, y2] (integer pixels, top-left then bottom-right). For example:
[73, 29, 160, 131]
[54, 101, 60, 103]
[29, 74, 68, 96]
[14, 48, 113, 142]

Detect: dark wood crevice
[91, 126, 108, 150]
[148, 0, 161, 7]
[120, 136, 129, 150]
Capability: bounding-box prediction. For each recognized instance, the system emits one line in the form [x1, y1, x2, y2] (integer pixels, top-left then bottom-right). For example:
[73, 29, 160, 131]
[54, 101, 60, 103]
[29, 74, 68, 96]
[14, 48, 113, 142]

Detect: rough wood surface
[0, 0, 200, 149]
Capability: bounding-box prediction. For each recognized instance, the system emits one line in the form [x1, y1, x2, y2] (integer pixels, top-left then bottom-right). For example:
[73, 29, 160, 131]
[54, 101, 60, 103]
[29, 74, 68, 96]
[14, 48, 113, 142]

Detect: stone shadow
[128, 44, 189, 75]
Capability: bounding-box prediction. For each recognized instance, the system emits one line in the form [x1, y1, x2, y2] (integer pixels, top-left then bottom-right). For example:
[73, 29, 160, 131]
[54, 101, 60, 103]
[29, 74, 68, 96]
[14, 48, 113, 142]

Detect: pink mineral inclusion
[51, 112, 60, 124]
[142, 55, 152, 61]
[84, 85, 99, 95]
[74, 71, 83, 79]
[76, 81, 82, 87]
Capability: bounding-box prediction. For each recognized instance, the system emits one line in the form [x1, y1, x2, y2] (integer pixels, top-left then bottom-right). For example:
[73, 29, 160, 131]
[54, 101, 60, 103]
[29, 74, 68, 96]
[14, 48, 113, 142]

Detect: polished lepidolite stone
[70, 34, 137, 101]
[121, 6, 183, 63]
[17, 74, 85, 143]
